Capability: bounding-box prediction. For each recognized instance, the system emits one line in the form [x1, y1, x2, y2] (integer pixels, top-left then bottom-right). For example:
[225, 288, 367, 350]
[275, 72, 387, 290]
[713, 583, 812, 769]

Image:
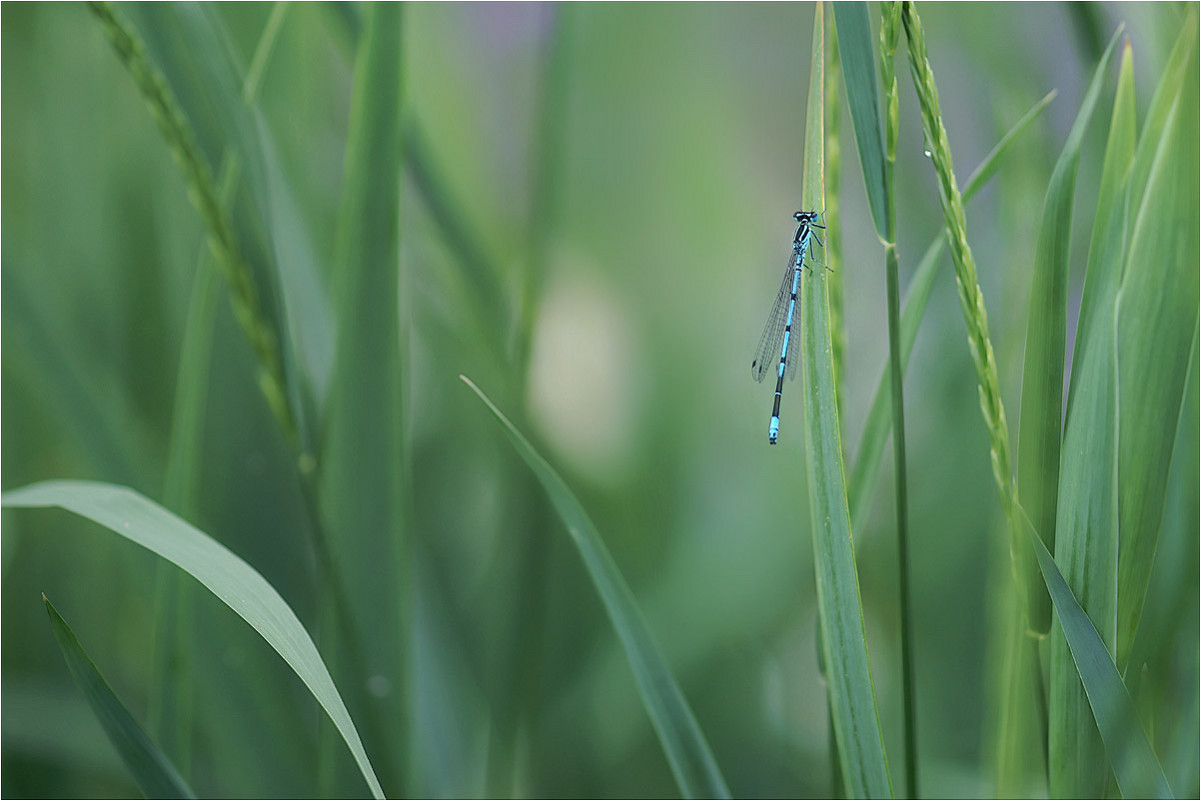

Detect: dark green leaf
[44, 595, 196, 800]
[833, 2, 888, 237]
[1023, 510, 1173, 799]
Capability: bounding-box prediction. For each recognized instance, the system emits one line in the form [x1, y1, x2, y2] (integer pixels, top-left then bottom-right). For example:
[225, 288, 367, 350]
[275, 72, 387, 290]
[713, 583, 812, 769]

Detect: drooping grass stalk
[900, 2, 1016, 523]
[87, 1, 295, 446]
[846, 89, 1056, 535]
[876, 3, 918, 795]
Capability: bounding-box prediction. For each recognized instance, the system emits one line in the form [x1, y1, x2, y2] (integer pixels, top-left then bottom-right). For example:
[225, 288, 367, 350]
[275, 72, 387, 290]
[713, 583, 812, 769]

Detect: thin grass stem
[879, 3, 917, 794]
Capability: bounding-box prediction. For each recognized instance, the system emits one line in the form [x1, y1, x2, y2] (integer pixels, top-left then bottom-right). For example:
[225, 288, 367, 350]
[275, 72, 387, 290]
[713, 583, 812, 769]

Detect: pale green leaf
[3, 481, 385, 799]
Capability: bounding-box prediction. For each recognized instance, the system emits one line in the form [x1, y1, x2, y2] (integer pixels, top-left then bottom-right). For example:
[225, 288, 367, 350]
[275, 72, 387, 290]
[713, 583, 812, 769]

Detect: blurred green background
[2, 2, 1196, 798]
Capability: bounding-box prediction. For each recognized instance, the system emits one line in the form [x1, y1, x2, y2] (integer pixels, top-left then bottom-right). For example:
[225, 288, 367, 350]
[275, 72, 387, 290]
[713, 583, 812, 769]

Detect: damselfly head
[793, 210, 819, 223]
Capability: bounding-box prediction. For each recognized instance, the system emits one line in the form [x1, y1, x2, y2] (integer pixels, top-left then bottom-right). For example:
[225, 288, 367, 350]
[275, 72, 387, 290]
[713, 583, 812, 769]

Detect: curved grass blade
[459, 376, 730, 800]
[44, 594, 196, 800]
[3, 481, 385, 799]
[1047, 40, 1135, 798]
[799, 6, 892, 797]
[1018, 26, 1123, 639]
[847, 90, 1056, 533]
[1022, 509, 1173, 798]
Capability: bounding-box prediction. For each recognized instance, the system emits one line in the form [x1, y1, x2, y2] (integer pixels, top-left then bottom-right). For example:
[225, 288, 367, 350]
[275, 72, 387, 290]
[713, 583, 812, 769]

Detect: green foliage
[4, 482, 384, 799]
[1025, 513, 1173, 798]
[2, 3, 1196, 798]
[1017, 28, 1122, 638]
[44, 595, 196, 799]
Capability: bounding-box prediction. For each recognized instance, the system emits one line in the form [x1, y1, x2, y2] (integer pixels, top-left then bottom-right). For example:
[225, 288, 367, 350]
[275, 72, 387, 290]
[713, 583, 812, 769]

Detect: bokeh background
[2, 3, 1196, 798]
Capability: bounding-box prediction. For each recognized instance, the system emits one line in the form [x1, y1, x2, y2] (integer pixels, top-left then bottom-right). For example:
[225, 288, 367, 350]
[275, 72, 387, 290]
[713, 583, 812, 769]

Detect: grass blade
[1018, 27, 1123, 639]
[460, 376, 730, 800]
[800, 6, 892, 797]
[317, 1, 407, 791]
[832, 2, 887, 238]
[44, 594, 196, 800]
[1115, 17, 1199, 671]
[1047, 40, 1134, 796]
[3, 481, 385, 799]
[847, 89, 1056, 533]
[1023, 510, 1173, 798]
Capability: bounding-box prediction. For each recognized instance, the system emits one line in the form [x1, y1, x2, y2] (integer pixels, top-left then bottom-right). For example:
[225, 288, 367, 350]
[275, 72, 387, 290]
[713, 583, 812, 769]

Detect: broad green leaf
[833, 2, 888, 238]
[44, 595, 196, 800]
[1023, 509, 1173, 798]
[460, 376, 730, 800]
[317, 1, 407, 790]
[1048, 41, 1135, 797]
[800, 6, 892, 797]
[848, 90, 1056, 533]
[1115, 21, 1200, 671]
[3, 481, 385, 799]
[1017, 27, 1122, 639]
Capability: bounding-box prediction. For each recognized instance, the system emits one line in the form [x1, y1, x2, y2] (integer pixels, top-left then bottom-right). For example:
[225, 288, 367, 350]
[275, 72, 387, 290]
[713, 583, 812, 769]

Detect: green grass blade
[317, 1, 407, 790]
[1128, 12, 1197, 214]
[44, 595, 196, 800]
[460, 376, 730, 800]
[848, 90, 1055, 533]
[3, 481, 385, 799]
[1023, 510, 1174, 798]
[1048, 41, 1135, 797]
[1017, 27, 1121, 639]
[800, 6, 892, 797]
[1115, 21, 1200, 672]
[832, 2, 888, 238]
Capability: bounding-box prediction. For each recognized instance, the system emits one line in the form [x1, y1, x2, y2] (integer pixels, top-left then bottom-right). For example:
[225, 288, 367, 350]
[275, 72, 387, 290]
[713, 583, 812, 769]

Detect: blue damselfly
[751, 210, 825, 444]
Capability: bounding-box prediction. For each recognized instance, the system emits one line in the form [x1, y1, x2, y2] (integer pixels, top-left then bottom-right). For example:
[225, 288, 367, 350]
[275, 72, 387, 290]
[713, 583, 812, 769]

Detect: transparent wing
[751, 254, 798, 382]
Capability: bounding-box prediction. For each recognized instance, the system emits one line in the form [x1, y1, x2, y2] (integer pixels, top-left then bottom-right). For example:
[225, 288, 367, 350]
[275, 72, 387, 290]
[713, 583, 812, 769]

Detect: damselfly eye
[793, 211, 804, 221]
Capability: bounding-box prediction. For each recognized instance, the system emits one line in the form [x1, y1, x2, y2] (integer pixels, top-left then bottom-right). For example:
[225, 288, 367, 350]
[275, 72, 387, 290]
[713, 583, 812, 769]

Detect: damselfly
[751, 210, 825, 444]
